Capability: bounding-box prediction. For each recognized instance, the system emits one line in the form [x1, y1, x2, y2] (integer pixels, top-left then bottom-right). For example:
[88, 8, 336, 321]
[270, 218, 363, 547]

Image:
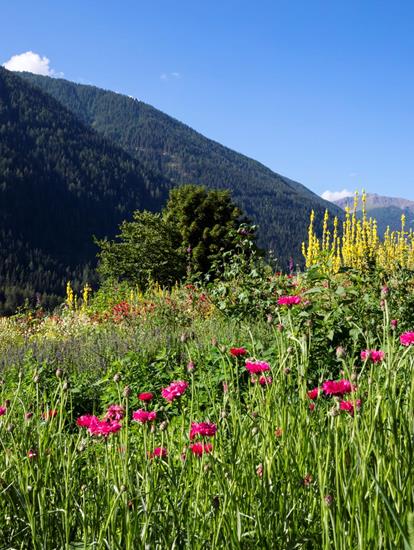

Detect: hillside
[0, 66, 168, 313]
[334, 193, 414, 234]
[19, 73, 343, 264]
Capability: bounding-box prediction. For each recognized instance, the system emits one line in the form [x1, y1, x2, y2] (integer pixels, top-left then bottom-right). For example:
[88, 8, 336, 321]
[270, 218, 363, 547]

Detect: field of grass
[1, 272, 414, 548]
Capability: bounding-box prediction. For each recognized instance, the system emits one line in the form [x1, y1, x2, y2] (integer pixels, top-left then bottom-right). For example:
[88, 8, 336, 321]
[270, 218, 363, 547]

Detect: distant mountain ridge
[19, 72, 343, 264]
[334, 193, 414, 234]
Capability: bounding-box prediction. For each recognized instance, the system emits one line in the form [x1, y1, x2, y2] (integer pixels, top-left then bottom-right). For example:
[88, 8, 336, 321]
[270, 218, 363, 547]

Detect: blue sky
[2, 0, 414, 201]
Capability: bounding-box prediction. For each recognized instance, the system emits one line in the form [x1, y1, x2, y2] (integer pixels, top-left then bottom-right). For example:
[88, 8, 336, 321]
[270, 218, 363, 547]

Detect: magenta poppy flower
[104, 405, 125, 421]
[132, 409, 157, 424]
[360, 349, 384, 363]
[277, 295, 302, 306]
[189, 443, 213, 456]
[138, 392, 154, 402]
[88, 418, 122, 437]
[322, 379, 354, 397]
[245, 360, 271, 374]
[76, 414, 98, 428]
[307, 387, 320, 400]
[190, 421, 217, 440]
[150, 447, 168, 459]
[339, 399, 362, 416]
[400, 332, 414, 346]
[161, 380, 189, 402]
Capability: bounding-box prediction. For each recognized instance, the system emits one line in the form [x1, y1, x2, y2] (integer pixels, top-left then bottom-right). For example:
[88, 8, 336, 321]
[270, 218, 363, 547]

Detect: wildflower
[322, 379, 354, 397]
[230, 347, 248, 357]
[391, 319, 398, 330]
[105, 405, 125, 421]
[360, 349, 384, 363]
[42, 409, 58, 420]
[339, 399, 362, 417]
[258, 375, 272, 386]
[303, 474, 313, 487]
[76, 414, 98, 428]
[27, 449, 37, 459]
[245, 360, 271, 374]
[309, 403, 315, 412]
[138, 392, 154, 402]
[150, 447, 168, 459]
[275, 427, 283, 437]
[123, 386, 132, 398]
[307, 387, 320, 400]
[400, 332, 414, 346]
[132, 409, 157, 424]
[24, 412, 33, 421]
[0, 406, 6, 416]
[88, 418, 122, 437]
[187, 361, 195, 372]
[161, 380, 189, 402]
[277, 295, 301, 306]
[189, 442, 213, 456]
[190, 421, 217, 440]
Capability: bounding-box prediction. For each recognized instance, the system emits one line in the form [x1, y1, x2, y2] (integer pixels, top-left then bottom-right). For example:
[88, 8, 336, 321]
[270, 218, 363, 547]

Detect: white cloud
[321, 189, 354, 202]
[3, 51, 61, 77]
[160, 71, 181, 81]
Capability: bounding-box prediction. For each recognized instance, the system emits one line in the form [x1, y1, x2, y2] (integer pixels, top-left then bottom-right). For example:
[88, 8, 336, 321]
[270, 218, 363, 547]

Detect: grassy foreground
[1, 274, 414, 548]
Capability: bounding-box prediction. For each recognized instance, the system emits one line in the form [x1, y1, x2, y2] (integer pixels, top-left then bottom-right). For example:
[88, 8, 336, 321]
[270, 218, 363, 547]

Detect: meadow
[1, 261, 414, 549]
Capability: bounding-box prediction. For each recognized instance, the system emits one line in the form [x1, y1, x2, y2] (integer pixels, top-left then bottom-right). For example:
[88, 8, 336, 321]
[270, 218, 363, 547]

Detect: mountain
[0, 66, 168, 313]
[19, 72, 342, 263]
[334, 193, 414, 234]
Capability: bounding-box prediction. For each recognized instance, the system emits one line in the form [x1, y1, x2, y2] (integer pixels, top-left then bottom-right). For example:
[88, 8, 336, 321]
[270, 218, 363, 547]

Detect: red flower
[309, 403, 315, 412]
[189, 443, 213, 456]
[42, 409, 57, 420]
[322, 379, 354, 397]
[88, 418, 122, 437]
[190, 421, 217, 440]
[0, 406, 6, 416]
[400, 332, 414, 346]
[277, 295, 301, 306]
[138, 392, 154, 402]
[339, 399, 362, 417]
[76, 414, 98, 428]
[245, 360, 271, 374]
[161, 380, 189, 402]
[132, 409, 157, 424]
[150, 447, 168, 459]
[361, 349, 384, 363]
[307, 387, 320, 400]
[230, 347, 248, 357]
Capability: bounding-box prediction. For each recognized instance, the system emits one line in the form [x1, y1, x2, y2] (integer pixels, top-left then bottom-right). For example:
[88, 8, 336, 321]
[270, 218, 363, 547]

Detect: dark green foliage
[96, 211, 186, 288]
[164, 184, 244, 275]
[0, 67, 169, 313]
[20, 72, 343, 268]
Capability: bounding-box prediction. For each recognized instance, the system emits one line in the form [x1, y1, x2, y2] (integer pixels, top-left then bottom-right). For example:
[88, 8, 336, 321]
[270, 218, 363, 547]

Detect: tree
[96, 211, 186, 289]
[163, 184, 244, 276]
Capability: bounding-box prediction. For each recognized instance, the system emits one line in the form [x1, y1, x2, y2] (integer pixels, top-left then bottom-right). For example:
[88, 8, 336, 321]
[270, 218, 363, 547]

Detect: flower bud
[55, 368, 63, 379]
[113, 373, 121, 383]
[123, 386, 132, 397]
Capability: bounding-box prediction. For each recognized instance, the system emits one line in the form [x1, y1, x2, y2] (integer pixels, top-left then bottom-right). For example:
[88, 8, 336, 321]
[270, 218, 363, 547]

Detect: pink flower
[230, 347, 248, 357]
[245, 360, 271, 374]
[400, 332, 414, 346]
[391, 319, 398, 329]
[24, 412, 34, 421]
[258, 375, 272, 386]
[277, 295, 302, 306]
[27, 449, 37, 459]
[88, 418, 122, 437]
[150, 447, 168, 459]
[138, 392, 154, 402]
[161, 380, 189, 402]
[76, 414, 98, 428]
[190, 421, 217, 440]
[322, 379, 354, 397]
[339, 399, 362, 417]
[309, 403, 315, 412]
[361, 349, 384, 363]
[189, 443, 213, 456]
[104, 405, 125, 421]
[132, 409, 157, 424]
[0, 406, 6, 416]
[307, 387, 320, 400]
